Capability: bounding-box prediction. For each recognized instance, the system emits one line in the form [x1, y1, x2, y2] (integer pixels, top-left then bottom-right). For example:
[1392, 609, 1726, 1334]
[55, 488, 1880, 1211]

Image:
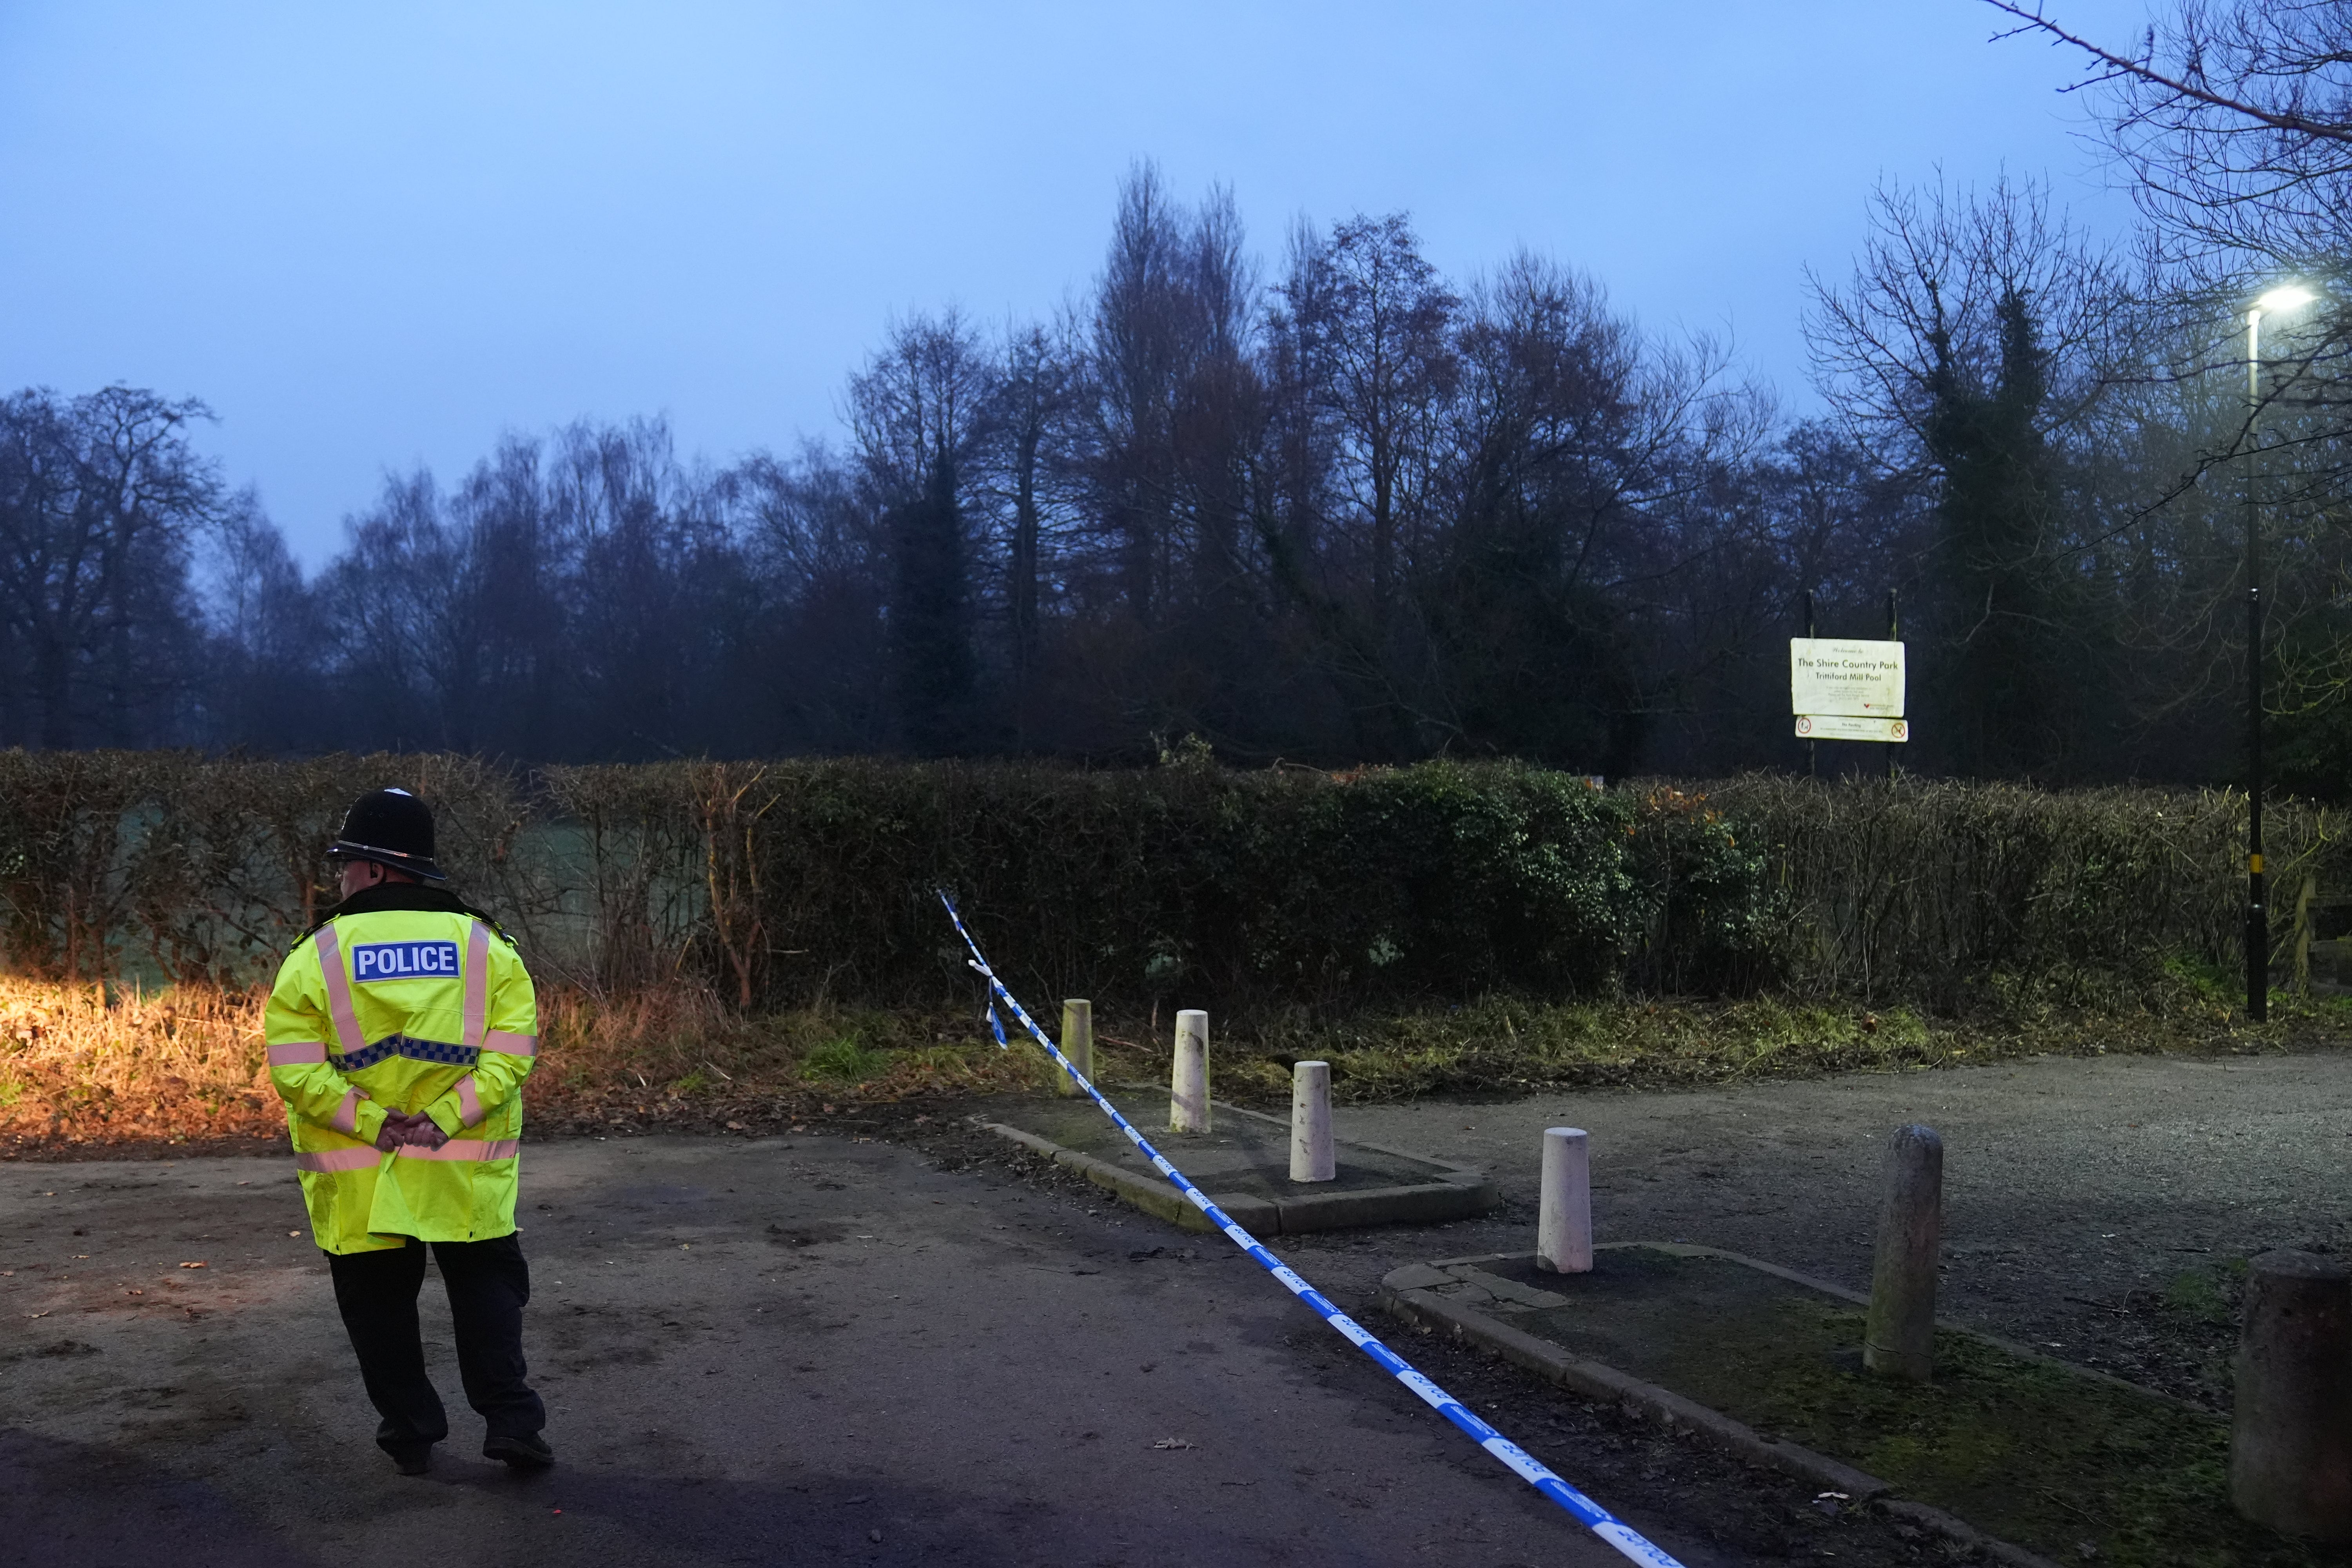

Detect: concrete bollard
[1536, 1127, 1592, 1273]
[1863, 1123, 1942, 1382]
[1170, 1009, 1210, 1133]
[1290, 1061, 1335, 1183]
[1056, 999, 1094, 1097]
[2232, 1250, 2352, 1541]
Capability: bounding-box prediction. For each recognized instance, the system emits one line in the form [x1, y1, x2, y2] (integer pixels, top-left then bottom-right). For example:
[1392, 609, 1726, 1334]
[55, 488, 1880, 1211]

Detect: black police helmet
[327, 788, 448, 883]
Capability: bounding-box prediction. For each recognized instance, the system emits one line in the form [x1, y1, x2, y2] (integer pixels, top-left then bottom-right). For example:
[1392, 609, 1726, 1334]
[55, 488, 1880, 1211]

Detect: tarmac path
[4, 1046, 2345, 1567]
[0, 1132, 1648, 1568]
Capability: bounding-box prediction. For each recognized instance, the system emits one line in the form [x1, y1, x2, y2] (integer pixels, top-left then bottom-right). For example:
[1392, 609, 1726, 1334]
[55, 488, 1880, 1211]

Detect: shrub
[1, 749, 2339, 1016]
[0, 751, 541, 986]
[1695, 777, 2337, 1007]
[544, 758, 1685, 1009]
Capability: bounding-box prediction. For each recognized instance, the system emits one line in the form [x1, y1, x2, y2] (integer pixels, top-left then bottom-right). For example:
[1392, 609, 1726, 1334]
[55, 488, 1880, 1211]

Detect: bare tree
[1806, 177, 2145, 775]
[1283, 214, 1458, 616]
[982, 318, 1084, 742]
[0, 387, 218, 748]
[326, 468, 475, 750]
[728, 441, 893, 752]
[1989, 3, 2352, 249]
[1433, 255, 1763, 772]
[849, 310, 995, 752]
[201, 492, 330, 750]
[1984, 4, 2352, 468]
[1987, 2, 2352, 784]
[31, 176, 2083, 779]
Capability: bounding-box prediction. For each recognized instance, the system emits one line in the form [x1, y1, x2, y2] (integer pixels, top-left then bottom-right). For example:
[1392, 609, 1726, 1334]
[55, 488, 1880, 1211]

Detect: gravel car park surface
[4, 1045, 2344, 1566]
[1319, 1045, 2352, 1407]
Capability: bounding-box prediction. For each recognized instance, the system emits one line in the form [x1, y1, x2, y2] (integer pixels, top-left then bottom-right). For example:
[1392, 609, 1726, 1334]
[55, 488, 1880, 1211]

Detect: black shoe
[387, 1443, 432, 1476]
[483, 1432, 555, 1469]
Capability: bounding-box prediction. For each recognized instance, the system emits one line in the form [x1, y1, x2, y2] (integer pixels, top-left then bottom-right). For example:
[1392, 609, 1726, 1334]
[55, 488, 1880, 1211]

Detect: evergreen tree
[1922, 286, 2067, 775]
[886, 453, 975, 755]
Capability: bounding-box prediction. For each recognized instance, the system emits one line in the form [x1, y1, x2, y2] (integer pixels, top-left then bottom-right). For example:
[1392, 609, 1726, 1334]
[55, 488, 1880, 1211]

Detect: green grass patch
[2159, 1259, 2249, 1329]
[800, 1035, 891, 1083]
[1492, 1247, 2318, 1568]
[1205, 976, 2332, 1104]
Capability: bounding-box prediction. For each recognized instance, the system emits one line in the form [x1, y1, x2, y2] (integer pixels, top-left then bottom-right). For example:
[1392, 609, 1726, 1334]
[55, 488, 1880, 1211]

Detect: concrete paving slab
[975, 1090, 1498, 1235]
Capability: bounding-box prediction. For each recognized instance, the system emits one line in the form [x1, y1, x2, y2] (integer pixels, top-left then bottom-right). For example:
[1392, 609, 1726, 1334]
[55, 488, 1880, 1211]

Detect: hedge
[0, 750, 2336, 1013]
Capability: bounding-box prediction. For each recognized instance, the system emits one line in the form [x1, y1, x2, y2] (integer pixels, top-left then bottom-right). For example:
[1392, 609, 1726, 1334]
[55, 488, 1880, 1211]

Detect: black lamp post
[2243, 284, 2314, 1023]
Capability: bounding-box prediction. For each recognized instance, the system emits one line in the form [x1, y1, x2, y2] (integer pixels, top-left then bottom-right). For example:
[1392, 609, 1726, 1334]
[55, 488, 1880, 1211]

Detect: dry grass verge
[0, 978, 1059, 1156]
[0, 977, 280, 1149]
[4, 969, 2343, 1158]
[1210, 985, 2345, 1103]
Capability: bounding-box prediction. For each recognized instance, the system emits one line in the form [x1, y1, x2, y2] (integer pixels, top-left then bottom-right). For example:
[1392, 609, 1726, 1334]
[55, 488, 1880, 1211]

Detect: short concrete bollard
[1170, 1009, 1210, 1133]
[1863, 1123, 1942, 1382]
[1290, 1061, 1335, 1183]
[1536, 1127, 1592, 1274]
[1056, 999, 1094, 1097]
[2232, 1250, 2352, 1541]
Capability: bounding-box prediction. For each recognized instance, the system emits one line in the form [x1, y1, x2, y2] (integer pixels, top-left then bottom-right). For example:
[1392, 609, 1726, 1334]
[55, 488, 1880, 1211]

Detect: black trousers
[327, 1234, 545, 1454]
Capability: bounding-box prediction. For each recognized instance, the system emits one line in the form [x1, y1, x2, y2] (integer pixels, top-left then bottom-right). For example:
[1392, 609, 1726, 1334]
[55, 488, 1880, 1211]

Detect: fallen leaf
[288, 1230, 302, 1238]
[725, 1121, 746, 1131]
[1151, 1437, 1195, 1450]
[178, 1261, 207, 1269]
[124, 1289, 143, 1296]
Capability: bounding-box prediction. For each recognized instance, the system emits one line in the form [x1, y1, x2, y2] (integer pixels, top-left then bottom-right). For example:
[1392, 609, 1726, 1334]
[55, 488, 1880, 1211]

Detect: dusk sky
[0, 2, 2157, 566]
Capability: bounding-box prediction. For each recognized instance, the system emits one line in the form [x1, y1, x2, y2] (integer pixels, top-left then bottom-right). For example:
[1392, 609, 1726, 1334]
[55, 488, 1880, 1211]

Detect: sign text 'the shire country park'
[1790, 637, 1907, 744]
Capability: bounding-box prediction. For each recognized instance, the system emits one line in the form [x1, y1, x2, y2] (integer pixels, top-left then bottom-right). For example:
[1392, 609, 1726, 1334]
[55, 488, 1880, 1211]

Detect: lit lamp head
[2254, 284, 2315, 318]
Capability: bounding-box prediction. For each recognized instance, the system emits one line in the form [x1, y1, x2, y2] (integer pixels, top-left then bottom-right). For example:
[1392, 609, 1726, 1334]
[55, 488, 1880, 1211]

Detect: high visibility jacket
[264, 900, 538, 1254]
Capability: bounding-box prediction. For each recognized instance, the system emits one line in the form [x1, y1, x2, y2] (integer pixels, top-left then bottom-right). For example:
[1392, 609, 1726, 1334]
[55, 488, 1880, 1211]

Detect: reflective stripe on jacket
[265, 907, 538, 1254]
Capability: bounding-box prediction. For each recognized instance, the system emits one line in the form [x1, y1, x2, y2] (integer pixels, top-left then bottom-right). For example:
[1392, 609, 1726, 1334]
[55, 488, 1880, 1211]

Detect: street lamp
[2243, 282, 2314, 1023]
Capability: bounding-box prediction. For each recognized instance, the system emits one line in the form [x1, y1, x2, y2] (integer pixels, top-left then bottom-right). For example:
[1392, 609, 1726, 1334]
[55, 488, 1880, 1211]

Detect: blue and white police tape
[937, 892, 1683, 1568]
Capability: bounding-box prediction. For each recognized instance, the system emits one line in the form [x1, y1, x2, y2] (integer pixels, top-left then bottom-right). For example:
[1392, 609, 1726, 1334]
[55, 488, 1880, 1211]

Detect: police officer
[265, 787, 554, 1475]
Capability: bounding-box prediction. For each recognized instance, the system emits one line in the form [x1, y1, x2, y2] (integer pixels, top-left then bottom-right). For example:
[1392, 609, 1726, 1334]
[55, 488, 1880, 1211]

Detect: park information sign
[1791, 637, 1907, 743]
